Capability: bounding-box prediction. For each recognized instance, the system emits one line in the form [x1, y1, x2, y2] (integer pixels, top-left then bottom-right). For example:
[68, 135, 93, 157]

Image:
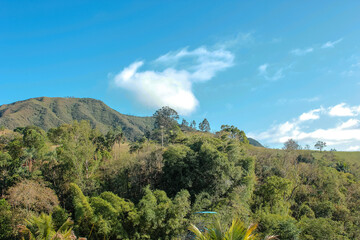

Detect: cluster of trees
[283, 139, 327, 152]
[0, 106, 360, 239]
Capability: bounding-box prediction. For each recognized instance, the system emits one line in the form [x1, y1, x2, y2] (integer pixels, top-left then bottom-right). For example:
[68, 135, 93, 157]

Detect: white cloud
[290, 47, 314, 56]
[113, 46, 234, 115]
[338, 118, 360, 129]
[258, 63, 284, 81]
[321, 38, 343, 49]
[328, 103, 360, 117]
[155, 47, 234, 82]
[249, 103, 360, 150]
[258, 64, 268, 74]
[347, 146, 360, 151]
[299, 108, 322, 121]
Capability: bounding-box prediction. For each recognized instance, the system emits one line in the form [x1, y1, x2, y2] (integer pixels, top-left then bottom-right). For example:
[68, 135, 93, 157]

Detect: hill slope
[0, 97, 154, 140]
[0, 97, 263, 145]
[248, 138, 263, 147]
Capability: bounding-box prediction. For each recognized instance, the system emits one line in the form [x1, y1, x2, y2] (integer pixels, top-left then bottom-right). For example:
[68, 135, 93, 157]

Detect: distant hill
[248, 138, 263, 147]
[0, 97, 263, 145]
[0, 97, 154, 140]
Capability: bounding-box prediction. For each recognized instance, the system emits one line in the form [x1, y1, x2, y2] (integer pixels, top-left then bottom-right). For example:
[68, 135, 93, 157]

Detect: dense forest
[1, 106, 360, 240]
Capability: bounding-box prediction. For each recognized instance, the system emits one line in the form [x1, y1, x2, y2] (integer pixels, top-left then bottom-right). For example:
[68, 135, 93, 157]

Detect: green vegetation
[189, 218, 275, 240]
[0, 97, 261, 146]
[0, 105, 360, 239]
[0, 97, 154, 140]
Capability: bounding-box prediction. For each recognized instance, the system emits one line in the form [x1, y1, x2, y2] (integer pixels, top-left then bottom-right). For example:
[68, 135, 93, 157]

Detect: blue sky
[1, 0, 360, 150]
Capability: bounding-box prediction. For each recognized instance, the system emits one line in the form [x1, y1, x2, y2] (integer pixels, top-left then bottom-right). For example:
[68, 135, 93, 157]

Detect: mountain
[0, 97, 263, 146]
[248, 138, 263, 147]
[0, 97, 154, 140]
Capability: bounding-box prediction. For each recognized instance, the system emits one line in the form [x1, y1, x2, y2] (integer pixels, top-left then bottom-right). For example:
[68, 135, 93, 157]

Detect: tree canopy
[0, 119, 359, 239]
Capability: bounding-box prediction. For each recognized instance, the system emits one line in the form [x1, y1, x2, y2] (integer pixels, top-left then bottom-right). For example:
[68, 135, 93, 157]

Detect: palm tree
[22, 148, 36, 172]
[18, 213, 75, 240]
[189, 218, 276, 240]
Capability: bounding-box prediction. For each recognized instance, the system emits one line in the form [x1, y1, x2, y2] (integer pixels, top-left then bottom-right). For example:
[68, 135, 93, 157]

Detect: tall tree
[7, 180, 59, 214]
[283, 139, 300, 150]
[181, 119, 189, 127]
[51, 121, 101, 195]
[0, 151, 20, 195]
[153, 106, 179, 130]
[199, 118, 211, 132]
[314, 141, 326, 152]
[190, 120, 197, 129]
[219, 125, 249, 144]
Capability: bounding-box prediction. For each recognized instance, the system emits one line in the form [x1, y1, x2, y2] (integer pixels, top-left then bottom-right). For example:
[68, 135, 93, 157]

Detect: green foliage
[137, 186, 191, 239]
[162, 135, 254, 202]
[6, 137, 24, 160]
[0, 150, 20, 195]
[0, 97, 154, 141]
[297, 204, 315, 219]
[153, 106, 179, 130]
[22, 126, 47, 152]
[99, 191, 139, 238]
[298, 217, 347, 240]
[296, 153, 314, 163]
[199, 118, 211, 132]
[52, 206, 70, 230]
[151, 106, 183, 146]
[311, 201, 335, 218]
[69, 183, 94, 236]
[219, 125, 249, 144]
[54, 121, 101, 195]
[254, 176, 293, 213]
[0, 119, 360, 239]
[0, 199, 13, 240]
[314, 141, 326, 152]
[18, 213, 74, 240]
[258, 213, 300, 240]
[189, 218, 268, 240]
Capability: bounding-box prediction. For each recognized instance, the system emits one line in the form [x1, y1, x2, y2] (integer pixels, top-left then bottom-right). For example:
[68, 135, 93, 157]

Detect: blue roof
[194, 211, 217, 214]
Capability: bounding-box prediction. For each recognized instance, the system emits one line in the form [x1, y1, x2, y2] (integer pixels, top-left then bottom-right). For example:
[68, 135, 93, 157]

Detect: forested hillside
[0, 97, 154, 140]
[0, 97, 261, 147]
[0, 107, 360, 239]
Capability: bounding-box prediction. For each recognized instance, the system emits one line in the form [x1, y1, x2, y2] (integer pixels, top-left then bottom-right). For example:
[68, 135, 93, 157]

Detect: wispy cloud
[342, 59, 360, 77]
[249, 103, 360, 150]
[258, 64, 268, 74]
[258, 63, 284, 81]
[277, 96, 320, 105]
[112, 46, 235, 115]
[321, 38, 343, 49]
[155, 47, 234, 82]
[290, 47, 314, 56]
[216, 32, 254, 49]
[347, 146, 360, 151]
[271, 37, 282, 44]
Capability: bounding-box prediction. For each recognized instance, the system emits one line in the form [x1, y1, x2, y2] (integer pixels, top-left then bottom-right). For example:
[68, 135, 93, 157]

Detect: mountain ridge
[0, 97, 154, 140]
[0, 97, 263, 146]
